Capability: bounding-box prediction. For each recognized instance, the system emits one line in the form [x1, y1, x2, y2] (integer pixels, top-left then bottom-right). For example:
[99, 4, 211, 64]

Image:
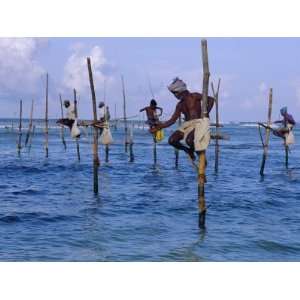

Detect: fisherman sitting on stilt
[93, 101, 113, 145]
[92, 102, 107, 133]
[273, 107, 296, 146]
[140, 99, 164, 142]
[56, 100, 80, 138]
[259, 106, 296, 146]
[140, 99, 163, 129]
[150, 77, 214, 161]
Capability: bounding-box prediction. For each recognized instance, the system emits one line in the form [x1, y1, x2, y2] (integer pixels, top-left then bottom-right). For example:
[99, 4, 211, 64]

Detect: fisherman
[56, 100, 75, 130]
[98, 101, 106, 123]
[56, 100, 81, 138]
[92, 101, 107, 135]
[151, 77, 214, 161]
[94, 102, 113, 145]
[273, 107, 296, 145]
[140, 99, 163, 129]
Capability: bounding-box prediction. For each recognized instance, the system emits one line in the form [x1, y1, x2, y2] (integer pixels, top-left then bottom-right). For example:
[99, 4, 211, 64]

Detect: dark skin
[140, 105, 163, 126]
[151, 90, 214, 160]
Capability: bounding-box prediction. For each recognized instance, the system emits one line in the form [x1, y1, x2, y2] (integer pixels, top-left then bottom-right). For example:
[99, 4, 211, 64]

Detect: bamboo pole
[175, 115, 182, 168]
[28, 124, 35, 153]
[73, 88, 81, 161]
[211, 79, 221, 173]
[105, 107, 110, 163]
[198, 39, 210, 229]
[121, 75, 128, 153]
[114, 103, 117, 130]
[283, 107, 289, 168]
[129, 125, 134, 162]
[25, 99, 34, 147]
[285, 145, 289, 168]
[87, 57, 100, 194]
[153, 135, 157, 166]
[259, 88, 273, 175]
[103, 82, 110, 162]
[17, 100, 22, 156]
[59, 94, 67, 150]
[45, 73, 49, 158]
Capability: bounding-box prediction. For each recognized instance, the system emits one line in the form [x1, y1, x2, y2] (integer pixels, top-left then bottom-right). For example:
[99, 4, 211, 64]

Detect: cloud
[0, 38, 45, 96]
[62, 45, 114, 96]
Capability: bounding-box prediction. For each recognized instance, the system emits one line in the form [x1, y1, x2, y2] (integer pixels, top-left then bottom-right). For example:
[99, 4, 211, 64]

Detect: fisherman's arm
[139, 107, 146, 112]
[154, 104, 181, 130]
[157, 107, 163, 116]
[287, 114, 296, 125]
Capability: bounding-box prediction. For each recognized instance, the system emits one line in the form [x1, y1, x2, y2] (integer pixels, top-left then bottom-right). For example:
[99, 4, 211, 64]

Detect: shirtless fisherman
[140, 99, 163, 129]
[151, 77, 214, 160]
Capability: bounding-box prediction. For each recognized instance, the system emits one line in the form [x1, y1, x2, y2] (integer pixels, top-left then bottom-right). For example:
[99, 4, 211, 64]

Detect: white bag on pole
[100, 127, 113, 145]
[71, 119, 81, 138]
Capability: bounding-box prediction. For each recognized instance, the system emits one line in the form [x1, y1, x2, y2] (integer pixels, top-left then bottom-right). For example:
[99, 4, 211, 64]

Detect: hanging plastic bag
[71, 119, 81, 138]
[155, 129, 164, 142]
[100, 127, 113, 145]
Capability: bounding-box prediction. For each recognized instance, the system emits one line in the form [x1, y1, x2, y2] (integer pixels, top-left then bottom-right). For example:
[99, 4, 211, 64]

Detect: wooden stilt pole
[175, 115, 182, 168]
[59, 94, 67, 150]
[73, 88, 81, 161]
[28, 124, 35, 153]
[45, 73, 49, 158]
[129, 125, 134, 162]
[153, 135, 157, 166]
[17, 99, 22, 156]
[211, 79, 221, 173]
[114, 103, 117, 130]
[198, 39, 210, 229]
[103, 82, 110, 163]
[25, 99, 34, 147]
[105, 144, 109, 163]
[259, 88, 273, 175]
[87, 57, 100, 194]
[121, 75, 128, 153]
[285, 145, 289, 168]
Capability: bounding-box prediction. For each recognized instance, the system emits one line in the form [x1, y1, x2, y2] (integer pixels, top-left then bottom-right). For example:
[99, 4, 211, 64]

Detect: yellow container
[155, 129, 164, 142]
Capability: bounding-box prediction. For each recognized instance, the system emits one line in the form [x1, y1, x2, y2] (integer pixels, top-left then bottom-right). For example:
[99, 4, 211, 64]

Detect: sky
[1, 37, 300, 122]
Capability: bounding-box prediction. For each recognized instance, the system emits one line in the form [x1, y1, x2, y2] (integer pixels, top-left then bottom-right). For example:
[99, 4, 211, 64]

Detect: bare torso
[158, 92, 214, 129]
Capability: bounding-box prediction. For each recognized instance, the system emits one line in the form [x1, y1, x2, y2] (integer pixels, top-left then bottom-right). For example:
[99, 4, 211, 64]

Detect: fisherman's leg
[185, 130, 196, 161]
[273, 129, 285, 139]
[168, 131, 195, 159]
[58, 119, 74, 130]
[186, 130, 208, 166]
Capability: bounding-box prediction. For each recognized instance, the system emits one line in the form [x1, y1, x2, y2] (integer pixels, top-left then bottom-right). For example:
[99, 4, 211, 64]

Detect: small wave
[11, 188, 43, 196]
[256, 240, 300, 254]
[0, 212, 80, 224]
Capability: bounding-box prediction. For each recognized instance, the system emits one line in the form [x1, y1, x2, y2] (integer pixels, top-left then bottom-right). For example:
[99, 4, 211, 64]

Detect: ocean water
[0, 119, 300, 261]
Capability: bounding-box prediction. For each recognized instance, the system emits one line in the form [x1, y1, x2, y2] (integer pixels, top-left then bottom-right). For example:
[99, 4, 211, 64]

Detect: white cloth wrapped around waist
[285, 123, 295, 146]
[178, 117, 210, 151]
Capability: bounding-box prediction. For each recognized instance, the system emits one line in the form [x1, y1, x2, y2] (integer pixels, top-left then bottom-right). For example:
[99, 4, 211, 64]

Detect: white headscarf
[168, 77, 187, 93]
